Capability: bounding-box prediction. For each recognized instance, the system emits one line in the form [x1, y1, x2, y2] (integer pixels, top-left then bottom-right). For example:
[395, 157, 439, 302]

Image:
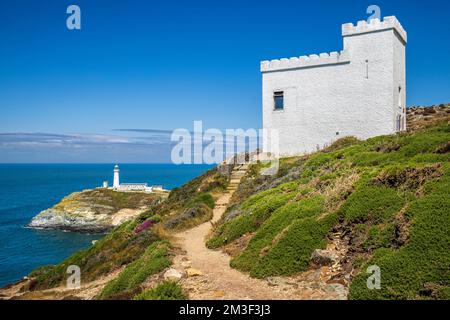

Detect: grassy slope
[27, 167, 228, 296]
[349, 167, 450, 299]
[207, 120, 450, 299]
[134, 281, 187, 300]
[98, 241, 172, 299]
[23, 114, 449, 300]
[51, 188, 163, 213]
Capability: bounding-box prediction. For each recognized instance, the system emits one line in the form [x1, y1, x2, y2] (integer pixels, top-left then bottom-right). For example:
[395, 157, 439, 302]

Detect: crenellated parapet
[261, 16, 406, 73]
[342, 16, 407, 43]
[260, 50, 350, 73]
[261, 15, 407, 157]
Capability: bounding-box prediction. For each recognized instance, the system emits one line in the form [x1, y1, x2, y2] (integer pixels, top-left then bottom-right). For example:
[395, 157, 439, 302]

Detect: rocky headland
[28, 188, 166, 233]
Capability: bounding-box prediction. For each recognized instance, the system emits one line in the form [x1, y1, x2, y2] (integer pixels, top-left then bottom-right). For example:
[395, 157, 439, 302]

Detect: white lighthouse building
[108, 164, 163, 193]
[113, 164, 120, 188]
[261, 16, 407, 156]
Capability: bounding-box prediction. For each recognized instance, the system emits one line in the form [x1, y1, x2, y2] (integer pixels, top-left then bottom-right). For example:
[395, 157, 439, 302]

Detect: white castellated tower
[113, 164, 120, 189]
[261, 16, 407, 156]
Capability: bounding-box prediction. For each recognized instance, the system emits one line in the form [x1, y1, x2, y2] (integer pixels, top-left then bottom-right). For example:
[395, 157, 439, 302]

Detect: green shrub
[30, 221, 160, 290]
[163, 203, 213, 231]
[304, 153, 335, 171]
[231, 196, 324, 272]
[187, 192, 215, 209]
[206, 122, 450, 300]
[206, 190, 297, 248]
[134, 281, 187, 300]
[338, 184, 406, 224]
[98, 241, 172, 299]
[349, 167, 450, 299]
[152, 167, 227, 218]
[167, 168, 225, 209]
[363, 224, 396, 250]
[324, 136, 360, 152]
[250, 216, 333, 278]
[149, 214, 162, 223]
[347, 123, 450, 167]
[83, 189, 161, 211]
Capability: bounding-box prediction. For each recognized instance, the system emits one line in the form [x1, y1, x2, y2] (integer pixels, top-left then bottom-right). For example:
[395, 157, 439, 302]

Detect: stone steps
[225, 163, 251, 192]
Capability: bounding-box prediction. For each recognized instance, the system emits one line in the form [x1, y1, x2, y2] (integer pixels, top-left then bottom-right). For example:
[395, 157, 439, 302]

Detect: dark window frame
[273, 91, 284, 110]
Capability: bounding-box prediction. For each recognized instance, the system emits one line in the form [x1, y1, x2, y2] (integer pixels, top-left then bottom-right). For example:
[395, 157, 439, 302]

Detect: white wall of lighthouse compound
[261, 16, 407, 156]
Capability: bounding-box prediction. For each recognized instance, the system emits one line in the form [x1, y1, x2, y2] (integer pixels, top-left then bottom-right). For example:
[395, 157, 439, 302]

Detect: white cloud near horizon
[0, 132, 173, 163]
[0, 128, 260, 163]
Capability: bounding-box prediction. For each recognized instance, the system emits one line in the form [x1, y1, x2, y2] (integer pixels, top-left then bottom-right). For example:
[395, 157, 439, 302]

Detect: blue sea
[0, 163, 213, 287]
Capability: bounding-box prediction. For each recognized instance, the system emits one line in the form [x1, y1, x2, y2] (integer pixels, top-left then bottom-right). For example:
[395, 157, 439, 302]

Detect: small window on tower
[274, 91, 284, 110]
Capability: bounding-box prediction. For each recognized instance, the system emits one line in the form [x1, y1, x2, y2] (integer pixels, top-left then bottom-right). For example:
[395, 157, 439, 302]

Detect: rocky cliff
[28, 189, 165, 233]
[407, 103, 450, 130]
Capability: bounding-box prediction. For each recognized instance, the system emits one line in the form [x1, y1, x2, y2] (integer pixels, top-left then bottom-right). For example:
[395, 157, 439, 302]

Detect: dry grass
[320, 172, 360, 218]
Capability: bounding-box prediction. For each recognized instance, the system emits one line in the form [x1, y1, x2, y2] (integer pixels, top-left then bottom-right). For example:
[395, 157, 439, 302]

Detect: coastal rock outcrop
[28, 189, 164, 233]
[163, 268, 184, 282]
[310, 249, 339, 267]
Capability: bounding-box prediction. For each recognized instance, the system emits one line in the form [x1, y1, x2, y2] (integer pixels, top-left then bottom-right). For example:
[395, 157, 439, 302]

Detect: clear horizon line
[0, 162, 217, 165]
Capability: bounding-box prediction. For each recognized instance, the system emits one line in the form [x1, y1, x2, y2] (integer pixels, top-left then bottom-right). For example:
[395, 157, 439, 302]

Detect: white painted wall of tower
[261, 16, 407, 156]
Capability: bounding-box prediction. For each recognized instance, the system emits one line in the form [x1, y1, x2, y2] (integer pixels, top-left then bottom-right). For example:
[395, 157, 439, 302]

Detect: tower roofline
[261, 50, 350, 73]
[260, 16, 407, 73]
[342, 16, 407, 44]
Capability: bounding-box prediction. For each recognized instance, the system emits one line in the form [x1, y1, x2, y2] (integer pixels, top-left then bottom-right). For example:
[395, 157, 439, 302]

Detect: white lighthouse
[113, 164, 120, 189]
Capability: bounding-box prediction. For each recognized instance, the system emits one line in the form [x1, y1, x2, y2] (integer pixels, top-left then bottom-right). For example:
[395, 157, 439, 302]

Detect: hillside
[1, 105, 449, 300]
[208, 105, 450, 299]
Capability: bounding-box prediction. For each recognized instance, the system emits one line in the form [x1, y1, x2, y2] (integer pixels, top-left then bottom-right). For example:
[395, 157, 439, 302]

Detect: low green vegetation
[28, 220, 161, 290]
[138, 168, 227, 230]
[161, 192, 216, 231]
[349, 165, 450, 299]
[24, 114, 450, 300]
[208, 120, 450, 299]
[163, 203, 213, 231]
[229, 196, 325, 276]
[54, 188, 162, 213]
[337, 183, 407, 224]
[133, 281, 187, 300]
[363, 224, 396, 251]
[98, 241, 172, 299]
[251, 215, 336, 278]
[206, 185, 298, 248]
[158, 168, 227, 216]
[187, 192, 215, 209]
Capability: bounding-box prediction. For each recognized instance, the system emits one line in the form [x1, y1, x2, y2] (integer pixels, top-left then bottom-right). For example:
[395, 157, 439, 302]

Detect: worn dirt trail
[172, 165, 348, 300]
[1, 166, 347, 300]
[173, 190, 294, 300]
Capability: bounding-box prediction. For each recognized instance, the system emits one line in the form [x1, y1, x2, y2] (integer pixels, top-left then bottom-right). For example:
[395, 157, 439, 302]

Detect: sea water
[0, 163, 212, 287]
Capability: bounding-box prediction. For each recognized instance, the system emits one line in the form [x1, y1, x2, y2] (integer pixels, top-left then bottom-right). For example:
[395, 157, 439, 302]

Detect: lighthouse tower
[113, 165, 120, 189]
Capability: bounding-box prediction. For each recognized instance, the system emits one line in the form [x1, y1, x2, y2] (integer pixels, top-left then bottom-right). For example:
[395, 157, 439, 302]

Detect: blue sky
[0, 0, 449, 163]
